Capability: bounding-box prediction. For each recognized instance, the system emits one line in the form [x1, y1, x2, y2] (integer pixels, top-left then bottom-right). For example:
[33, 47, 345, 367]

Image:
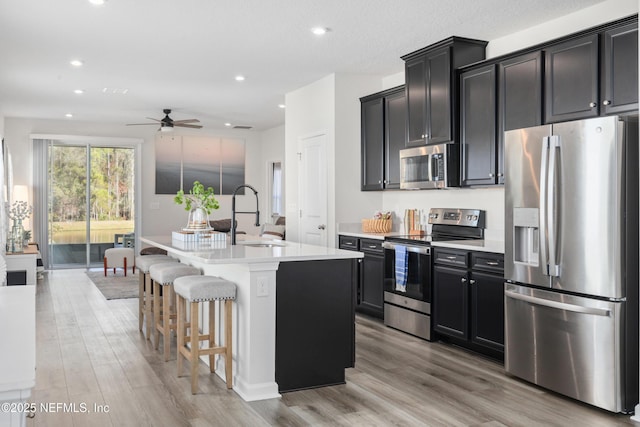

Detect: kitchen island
[140, 235, 363, 401]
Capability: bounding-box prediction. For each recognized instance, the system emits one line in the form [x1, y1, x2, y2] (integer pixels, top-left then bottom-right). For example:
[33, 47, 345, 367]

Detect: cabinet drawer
[433, 248, 468, 267]
[359, 238, 384, 255]
[338, 235, 359, 251]
[471, 252, 504, 274]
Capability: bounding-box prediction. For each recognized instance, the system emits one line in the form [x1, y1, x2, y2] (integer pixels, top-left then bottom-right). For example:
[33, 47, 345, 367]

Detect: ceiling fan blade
[175, 123, 203, 129]
[126, 123, 157, 126]
[145, 117, 162, 122]
[172, 119, 200, 124]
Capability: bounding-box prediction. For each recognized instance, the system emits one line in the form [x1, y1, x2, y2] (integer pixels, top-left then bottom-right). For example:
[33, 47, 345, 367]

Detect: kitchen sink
[238, 241, 286, 248]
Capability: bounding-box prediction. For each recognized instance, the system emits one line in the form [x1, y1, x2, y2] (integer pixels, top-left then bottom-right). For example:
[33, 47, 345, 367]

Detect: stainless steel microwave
[399, 144, 459, 189]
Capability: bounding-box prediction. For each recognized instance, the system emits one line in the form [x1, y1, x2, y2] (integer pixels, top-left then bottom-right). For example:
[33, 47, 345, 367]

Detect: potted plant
[174, 181, 220, 230]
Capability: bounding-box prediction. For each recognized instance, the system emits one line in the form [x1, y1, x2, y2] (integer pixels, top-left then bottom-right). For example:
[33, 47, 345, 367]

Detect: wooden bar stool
[135, 255, 178, 338]
[149, 263, 201, 361]
[173, 275, 236, 394]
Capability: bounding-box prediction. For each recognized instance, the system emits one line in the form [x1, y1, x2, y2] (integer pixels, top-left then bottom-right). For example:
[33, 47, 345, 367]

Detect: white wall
[3, 117, 267, 241]
[284, 73, 383, 246]
[487, 0, 638, 58]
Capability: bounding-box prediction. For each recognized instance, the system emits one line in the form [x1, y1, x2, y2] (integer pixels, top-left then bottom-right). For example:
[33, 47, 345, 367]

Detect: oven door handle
[382, 241, 431, 255]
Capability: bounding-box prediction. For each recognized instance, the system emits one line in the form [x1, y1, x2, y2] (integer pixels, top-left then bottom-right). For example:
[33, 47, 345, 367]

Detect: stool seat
[174, 275, 236, 394]
[137, 256, 179, 339]
[150, 263, 201, 361]
[104, 247, 135, 276]
[136, 255, 178, 273]
[174, 275, 237, 302]
[150, 263, 200, 285]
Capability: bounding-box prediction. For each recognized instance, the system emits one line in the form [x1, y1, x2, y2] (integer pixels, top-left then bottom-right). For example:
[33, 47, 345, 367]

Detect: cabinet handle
[603, 100, 611, 106]
[469, 279, 476, 285]
[446, 256, 457, 260]
[378, 180, 382, 184]
[368, 245, 378, 249]
[461, 277, 467, 283]
[589, 102, 597, 108]
[497, 173, 503, 177]
[489, 173, 495, 178]
[486, 261, 499, 266]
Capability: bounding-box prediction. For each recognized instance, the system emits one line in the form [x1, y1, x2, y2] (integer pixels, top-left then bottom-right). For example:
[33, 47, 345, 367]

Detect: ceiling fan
[126, 109, 203, 132]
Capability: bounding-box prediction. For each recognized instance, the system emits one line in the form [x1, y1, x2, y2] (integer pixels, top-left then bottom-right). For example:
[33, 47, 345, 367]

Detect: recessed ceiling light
[235, 75, 245, 82]
[278, 104, 286, 109]
[65, 113, 73, 118]
[224, 123, 232, 127]
[70, 59, 83, 67]
[73, 89, 84, 94]
[311, 27, 329, 36]
[88, 0, 106, 5]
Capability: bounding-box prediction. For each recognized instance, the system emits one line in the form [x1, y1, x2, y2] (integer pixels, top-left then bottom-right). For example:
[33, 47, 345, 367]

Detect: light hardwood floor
[26, 269, 635, 426]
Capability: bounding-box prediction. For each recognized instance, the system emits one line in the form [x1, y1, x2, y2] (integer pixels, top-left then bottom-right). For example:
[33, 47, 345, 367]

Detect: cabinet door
[361, 97, 385, 190]
[360, 253, 384, 318]
[460, 64, 496, 186]
[470, 271, 504, 352]
[602, 23, 638, 115]
[499, 52, 543, 184]
[384, 89, 406, 189]
[427, 47, 452, 144]
[405, 56, 428, 146]
[433, 265, 468, 340]
[544, 34, 599, 123]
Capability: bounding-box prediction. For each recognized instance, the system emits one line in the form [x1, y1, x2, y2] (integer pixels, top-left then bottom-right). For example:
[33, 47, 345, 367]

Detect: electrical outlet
[257, 276, 269, 297]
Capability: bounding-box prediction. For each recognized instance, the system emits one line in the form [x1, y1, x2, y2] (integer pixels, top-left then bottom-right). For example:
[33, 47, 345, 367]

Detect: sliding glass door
[49, 144, 135, 268]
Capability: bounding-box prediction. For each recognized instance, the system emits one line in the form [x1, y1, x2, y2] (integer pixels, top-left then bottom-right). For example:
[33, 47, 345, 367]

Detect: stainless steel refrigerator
[504, 115, 639, 414]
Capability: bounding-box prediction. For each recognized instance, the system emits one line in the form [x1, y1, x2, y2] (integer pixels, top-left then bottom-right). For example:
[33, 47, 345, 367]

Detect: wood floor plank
[27, 269, 637, 427]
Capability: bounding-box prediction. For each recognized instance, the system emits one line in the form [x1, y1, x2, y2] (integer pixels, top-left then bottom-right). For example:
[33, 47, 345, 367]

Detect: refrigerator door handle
[505, 290, 611, 317]
[539, 137, 550, 275]
[547, 135, 560, 277]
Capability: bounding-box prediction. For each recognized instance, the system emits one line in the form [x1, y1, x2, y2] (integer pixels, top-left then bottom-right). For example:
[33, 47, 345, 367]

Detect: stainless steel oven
[399, 143, 459, 189]
[382, 208, 485, 341]
[383, 239, 432, 340]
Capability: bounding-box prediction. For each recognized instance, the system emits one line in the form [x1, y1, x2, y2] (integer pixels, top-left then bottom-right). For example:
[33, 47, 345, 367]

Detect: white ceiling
[0, 0, 606, 132]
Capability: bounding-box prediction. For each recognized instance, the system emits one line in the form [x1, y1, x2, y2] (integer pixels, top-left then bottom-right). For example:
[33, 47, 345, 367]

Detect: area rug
[85, 270, 138, 300]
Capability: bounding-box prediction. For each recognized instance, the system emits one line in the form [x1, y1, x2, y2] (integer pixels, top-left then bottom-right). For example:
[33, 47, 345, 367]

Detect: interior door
[298, 134, 328, 246]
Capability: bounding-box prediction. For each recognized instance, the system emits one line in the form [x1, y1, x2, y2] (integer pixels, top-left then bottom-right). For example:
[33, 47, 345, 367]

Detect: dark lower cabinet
[338, 235, 384, 319]
[359, 239, 385, 319]
[432, 247, 504, 359]
[433, 264, 469, 339]
[470, 271, 505, 352]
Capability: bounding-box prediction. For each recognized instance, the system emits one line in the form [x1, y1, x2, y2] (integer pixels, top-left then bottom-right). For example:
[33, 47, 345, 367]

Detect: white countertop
[141, 235, 364, 264]
[0, 285, 36, 396]
[431, 239, 505, 254]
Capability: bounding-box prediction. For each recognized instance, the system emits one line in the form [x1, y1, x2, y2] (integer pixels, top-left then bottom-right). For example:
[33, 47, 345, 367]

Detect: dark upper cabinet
[361, 96, 385, 190]
[384, 89, 407, 189]
[499, 52, 543, 132]
[544, 20, 638, 123]
[498, 52, 543, 186]
[460, 64, 497, 186]
[402, 37, 487, 147]
[602, 23, 639, 115]
[405, 55, 428, 146]
[544, 34, 601, 123]
[361, 86, 406, 191]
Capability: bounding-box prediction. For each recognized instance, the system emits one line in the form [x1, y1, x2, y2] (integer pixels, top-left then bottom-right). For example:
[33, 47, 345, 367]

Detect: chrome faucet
[231, 184, 260, 245]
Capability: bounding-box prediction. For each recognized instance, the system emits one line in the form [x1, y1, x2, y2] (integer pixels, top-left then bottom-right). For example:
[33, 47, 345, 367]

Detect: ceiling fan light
[160, 124, 174, 132]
